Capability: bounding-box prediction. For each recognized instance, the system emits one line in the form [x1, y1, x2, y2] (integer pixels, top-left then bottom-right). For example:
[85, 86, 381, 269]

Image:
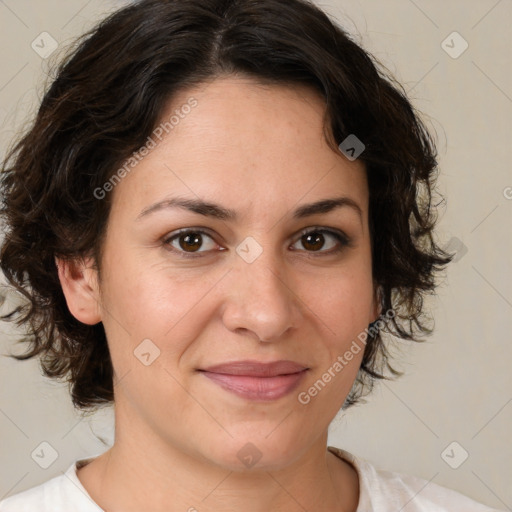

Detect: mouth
[198, 360, 309, 401]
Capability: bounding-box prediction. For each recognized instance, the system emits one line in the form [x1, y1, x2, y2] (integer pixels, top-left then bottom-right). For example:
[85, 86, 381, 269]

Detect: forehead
[109, 76, 368, 221]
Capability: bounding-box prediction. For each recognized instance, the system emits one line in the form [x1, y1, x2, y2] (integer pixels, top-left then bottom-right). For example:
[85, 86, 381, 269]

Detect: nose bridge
[221, 238, 300, 342]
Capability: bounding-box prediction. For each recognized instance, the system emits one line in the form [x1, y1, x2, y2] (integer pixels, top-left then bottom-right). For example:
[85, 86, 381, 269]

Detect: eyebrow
[137, 196, 363, 223]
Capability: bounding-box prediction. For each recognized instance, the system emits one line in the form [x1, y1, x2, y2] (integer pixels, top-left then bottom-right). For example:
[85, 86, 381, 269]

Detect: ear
[370, 283, 383, 324]
[56, 256, 102, 325]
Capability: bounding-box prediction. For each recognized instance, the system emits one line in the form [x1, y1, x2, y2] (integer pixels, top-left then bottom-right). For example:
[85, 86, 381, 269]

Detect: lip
[199, 360, 309, 401]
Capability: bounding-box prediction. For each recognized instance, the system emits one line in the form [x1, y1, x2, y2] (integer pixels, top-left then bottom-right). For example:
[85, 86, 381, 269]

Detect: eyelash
[162, 227, 351, 260]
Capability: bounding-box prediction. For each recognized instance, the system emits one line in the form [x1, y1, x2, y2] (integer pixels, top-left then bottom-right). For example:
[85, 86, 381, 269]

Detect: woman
[0, 0, 502, 510]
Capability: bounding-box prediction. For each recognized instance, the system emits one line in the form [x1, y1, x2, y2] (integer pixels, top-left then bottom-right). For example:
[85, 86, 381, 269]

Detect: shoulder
[0, 459, 102, 512]
[328, 446, 503, 512]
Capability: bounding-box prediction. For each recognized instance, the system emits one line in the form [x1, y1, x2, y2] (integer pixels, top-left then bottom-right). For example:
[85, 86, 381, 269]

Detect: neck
[77, 407, 360, 512]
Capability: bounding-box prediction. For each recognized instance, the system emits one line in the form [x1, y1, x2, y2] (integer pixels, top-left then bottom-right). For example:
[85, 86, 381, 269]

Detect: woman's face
[84, 77, 379, 470]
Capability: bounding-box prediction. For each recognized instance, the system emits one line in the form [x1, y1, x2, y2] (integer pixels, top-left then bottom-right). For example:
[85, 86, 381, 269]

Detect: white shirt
[0, 446, 502, 511]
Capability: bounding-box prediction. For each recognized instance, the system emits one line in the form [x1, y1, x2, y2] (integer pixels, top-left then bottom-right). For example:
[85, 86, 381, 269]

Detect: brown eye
[164, 229, 218, 256]
[292, 228, 349, 254]
[302, 232, 325, 251]
[178, 232, 203, 252]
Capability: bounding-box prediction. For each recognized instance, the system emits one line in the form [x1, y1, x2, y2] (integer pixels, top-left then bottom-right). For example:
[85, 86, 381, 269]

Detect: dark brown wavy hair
[0, 0, 453, 410]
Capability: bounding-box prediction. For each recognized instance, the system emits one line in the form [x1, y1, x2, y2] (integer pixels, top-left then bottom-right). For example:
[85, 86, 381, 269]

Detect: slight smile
[199, 360, 310, 401]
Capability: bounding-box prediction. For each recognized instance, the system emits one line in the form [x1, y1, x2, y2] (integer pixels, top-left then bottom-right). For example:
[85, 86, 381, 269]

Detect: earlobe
[56, 256, 102, 325]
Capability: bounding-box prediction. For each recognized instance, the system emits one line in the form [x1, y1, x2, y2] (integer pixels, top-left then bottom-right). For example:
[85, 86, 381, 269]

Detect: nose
[220, 244, 302, 343]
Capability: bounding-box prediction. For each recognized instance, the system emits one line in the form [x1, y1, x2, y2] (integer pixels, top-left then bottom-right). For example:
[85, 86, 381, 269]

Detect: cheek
[294, 273, 370, 412]
[97, 265, 217, 417]
[98, 256, 223, 363]
[300, 264, 374, 346]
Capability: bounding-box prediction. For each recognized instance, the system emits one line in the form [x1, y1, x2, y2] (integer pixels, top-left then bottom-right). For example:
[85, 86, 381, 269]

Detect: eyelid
[162, 225, 351, 259]
[163, 227, 217, 243]
[162, 227, 221, 258]
[294, 225, 348, 241]
[290, 226, 350, 252]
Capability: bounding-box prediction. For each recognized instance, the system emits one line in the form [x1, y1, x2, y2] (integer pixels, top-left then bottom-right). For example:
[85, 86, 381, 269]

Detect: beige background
[0, 0, 510, 509]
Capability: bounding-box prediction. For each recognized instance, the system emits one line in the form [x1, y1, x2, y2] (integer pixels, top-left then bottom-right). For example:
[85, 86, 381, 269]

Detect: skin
[58, 76, 381, 512]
